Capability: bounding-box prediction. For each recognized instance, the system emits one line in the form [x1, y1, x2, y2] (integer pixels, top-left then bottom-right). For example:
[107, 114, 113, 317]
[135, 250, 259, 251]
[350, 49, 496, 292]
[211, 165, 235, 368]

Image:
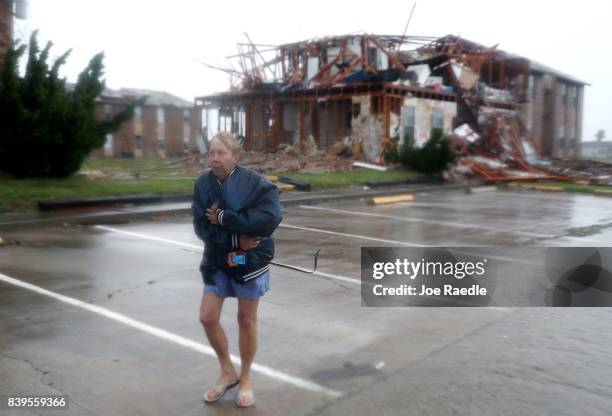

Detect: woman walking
[192, 132, 282, 407]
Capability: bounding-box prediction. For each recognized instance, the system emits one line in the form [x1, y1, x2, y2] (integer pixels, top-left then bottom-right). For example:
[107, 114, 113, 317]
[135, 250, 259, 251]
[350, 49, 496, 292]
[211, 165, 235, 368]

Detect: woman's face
[208, 139, 238, 179]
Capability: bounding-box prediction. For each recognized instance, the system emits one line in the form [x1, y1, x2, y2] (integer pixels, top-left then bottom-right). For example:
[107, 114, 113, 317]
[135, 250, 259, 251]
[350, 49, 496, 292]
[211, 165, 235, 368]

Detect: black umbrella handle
[271, 249, 320, 274]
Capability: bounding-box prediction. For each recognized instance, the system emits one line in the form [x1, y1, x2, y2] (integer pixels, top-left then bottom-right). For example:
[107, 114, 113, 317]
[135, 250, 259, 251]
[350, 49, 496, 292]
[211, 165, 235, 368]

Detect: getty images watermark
[361, 247, 612, 307]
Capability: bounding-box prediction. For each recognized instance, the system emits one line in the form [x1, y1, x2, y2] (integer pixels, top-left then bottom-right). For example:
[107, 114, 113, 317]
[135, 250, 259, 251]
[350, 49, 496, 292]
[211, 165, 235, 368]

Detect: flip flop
[203, 379, 240, 403]
[235, 389, 255, 408]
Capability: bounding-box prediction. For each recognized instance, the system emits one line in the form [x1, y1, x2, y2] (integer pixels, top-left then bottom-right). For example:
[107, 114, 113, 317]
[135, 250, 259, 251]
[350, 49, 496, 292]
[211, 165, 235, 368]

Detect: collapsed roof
[198, 33, 593, 183]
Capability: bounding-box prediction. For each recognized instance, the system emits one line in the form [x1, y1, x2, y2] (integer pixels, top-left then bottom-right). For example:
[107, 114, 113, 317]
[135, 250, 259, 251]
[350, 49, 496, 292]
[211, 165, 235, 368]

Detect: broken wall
[251, 104, 271, 151]
[350, 95, 384, 161]
[316, 99, 352, 150]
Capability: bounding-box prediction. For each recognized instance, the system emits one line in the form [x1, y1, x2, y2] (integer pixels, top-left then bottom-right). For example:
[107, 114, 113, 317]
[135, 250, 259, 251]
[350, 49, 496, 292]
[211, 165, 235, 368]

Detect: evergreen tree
[0, 31, 143, 178]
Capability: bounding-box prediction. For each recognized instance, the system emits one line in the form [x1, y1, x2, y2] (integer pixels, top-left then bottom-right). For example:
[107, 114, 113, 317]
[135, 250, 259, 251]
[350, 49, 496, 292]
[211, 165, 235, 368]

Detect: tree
[0, 31, 143, 178]
[596, 130, 605, 142]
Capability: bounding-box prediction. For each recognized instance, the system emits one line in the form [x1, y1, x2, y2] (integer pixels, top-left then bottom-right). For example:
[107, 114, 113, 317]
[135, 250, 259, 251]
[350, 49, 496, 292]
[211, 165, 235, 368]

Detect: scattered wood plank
[353, 161, 388, 172]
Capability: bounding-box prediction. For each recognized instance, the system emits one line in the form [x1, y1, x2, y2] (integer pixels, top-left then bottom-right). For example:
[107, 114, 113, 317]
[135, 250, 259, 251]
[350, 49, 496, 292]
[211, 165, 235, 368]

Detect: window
[104, 134, 113, 149]
[183, 109, 191, 122]
[370, 96, 380, 114]
[528, 75, 535, 101]
[134, 106, 143, 122]
[104, 104, 113, 119]
[402, 106, 416, 146]
[134, 136, 144, 150]
[558, 83, 567, 104]
[569, 86, 578, 107]
[432, 108, 444, 130]
[558, 125, 565, 139]
[367, 47, 378, 67]
[157, 107, 165, 123]
[158, 134, 165, 149]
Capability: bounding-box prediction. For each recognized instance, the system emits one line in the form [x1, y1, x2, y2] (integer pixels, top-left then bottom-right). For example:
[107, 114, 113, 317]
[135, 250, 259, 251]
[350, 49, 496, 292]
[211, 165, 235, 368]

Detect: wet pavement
[1, 189, 612, 415]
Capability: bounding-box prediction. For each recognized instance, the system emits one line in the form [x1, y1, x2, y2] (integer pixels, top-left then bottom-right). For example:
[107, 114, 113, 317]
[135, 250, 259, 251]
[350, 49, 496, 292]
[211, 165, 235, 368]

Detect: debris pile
[448, 108, 567, 182]
[546, 159, 612, 184]
[447, 109, 612, 184]
[238, 147, 358, 174]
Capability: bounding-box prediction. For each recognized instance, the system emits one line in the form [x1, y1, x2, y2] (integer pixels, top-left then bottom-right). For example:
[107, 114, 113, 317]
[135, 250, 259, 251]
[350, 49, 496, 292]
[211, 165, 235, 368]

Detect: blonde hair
[210, 132, 242, 156]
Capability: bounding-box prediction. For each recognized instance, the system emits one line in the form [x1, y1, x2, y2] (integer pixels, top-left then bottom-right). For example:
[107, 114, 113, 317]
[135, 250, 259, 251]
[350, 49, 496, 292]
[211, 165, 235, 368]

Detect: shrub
[0, 31, 143, 178]
[399, 128, 456, 174]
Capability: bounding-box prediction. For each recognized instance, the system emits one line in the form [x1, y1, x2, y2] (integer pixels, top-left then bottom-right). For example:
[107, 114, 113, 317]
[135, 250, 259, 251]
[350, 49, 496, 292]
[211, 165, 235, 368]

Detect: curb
[38, 193, 193, 211]
[505, 183, 612, 197]
[0, 183, 468, 232]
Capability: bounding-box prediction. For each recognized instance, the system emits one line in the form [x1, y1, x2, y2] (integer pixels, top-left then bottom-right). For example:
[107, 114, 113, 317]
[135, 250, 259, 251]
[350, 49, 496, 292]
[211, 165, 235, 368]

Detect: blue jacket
[192, 165, 283, 285]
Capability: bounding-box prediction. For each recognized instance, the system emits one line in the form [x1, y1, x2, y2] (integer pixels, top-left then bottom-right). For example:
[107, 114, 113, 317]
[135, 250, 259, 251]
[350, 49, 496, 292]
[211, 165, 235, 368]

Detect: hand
[205, 208, 220, 224]
[239, 234, 261, 251]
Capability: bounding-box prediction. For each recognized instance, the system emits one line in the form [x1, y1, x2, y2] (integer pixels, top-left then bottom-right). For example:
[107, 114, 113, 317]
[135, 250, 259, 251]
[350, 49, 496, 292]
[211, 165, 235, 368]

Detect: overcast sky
[13, 0, 611, 142]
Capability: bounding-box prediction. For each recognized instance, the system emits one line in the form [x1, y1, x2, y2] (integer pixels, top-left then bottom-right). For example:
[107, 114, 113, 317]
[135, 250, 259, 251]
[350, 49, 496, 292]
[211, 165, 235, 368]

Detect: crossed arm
[193, 182, 281, 251]
[207, 186, 282, 237]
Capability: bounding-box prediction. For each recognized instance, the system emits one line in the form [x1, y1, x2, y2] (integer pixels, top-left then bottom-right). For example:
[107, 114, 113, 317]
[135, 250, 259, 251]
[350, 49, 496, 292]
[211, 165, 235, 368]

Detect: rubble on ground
[446, 106, 610, 185]
[238, 147, 358, 173]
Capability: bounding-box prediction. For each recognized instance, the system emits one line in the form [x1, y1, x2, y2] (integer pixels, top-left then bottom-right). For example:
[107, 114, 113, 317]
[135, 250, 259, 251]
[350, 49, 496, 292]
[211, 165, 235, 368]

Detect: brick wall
[113, 104, 135, 157]
[89, 102, 197, 158]
[164, 106, 183, 156]
[527, 71, 585, 158]
[0, 0, 12, 68]
[190, 108, 202, 151]
[142, 105, 159, 156]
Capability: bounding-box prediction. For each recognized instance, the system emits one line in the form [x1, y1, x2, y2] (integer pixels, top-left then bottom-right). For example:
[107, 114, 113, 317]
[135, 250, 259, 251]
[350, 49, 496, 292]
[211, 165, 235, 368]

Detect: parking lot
[2, 189, 612, 415]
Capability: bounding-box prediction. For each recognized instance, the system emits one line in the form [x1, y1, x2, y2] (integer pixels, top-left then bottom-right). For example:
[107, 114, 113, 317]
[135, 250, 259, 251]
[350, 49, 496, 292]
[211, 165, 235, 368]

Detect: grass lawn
[0, 176, 195, 212]
[0, 157, 423, 212]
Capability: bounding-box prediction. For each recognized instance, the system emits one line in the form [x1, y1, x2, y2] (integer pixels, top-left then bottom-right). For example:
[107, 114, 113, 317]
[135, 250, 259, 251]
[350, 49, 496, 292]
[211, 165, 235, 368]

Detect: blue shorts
[204, 269, 270, 300]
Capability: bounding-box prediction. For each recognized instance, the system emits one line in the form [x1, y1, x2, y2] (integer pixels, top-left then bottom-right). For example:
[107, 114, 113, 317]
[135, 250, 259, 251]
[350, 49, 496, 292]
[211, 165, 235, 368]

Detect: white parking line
[298, 205, 555, 239]
[278, 225, 544, 268]
[556, 236, 612, 246]
[94, 225, 361, 286]
[0, 271, 342, 398]
[95, 225, 203, 250]
[279, 224, 426, 247]
[93, 225, 544, 283]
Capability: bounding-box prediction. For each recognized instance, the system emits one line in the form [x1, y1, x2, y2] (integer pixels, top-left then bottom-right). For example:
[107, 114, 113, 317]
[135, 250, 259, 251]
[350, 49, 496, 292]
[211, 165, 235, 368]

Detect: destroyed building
[195, 34, 587, 172]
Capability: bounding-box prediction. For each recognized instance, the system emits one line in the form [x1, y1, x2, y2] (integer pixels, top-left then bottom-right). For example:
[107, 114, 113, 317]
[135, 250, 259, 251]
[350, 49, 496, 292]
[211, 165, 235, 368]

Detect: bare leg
[236, 297, 259, 404]
[199, 293, 238, 399]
